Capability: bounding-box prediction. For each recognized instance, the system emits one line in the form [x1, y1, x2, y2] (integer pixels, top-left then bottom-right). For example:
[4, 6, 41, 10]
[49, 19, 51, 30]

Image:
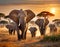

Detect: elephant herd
[5, 9, 58, 40]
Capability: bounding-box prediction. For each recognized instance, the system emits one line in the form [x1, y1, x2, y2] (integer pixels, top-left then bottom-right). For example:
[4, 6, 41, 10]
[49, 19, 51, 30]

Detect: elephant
[6, 22, 18, 35]
[49, 24, 57, 33]
[8, 9, 35, 40]
[35, 17, 49, 36]
[29, 27, 37, 37]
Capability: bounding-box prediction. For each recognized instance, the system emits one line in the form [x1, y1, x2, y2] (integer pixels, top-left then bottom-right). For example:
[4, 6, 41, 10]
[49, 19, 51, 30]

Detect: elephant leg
[33, 32, 36, 37]
[39, 27, 45, 36]
[54, 27, 57, 32]
[20, 24, 27, 40]
[23, 30, 27, 39]
[50, 28, 54, 33]
[21, 29, 27, 40]
[16, 28, 21, 40]
[19, 26, 24, 39]
[11, 30, 13, 35]
[31, 32, 33, 38]
[39, 27, 46, 40]
[41, 29, 45, 35]
[32, 35, 34, 38]
[32, 34, 34, 38]
[31, 32, 35, 38]
[20, 30, 24, 39]
[13, 30, 15, 35]
[23, 25, 28, 39]
[9, 29, 11, 35]
[9, 29, 13, 35]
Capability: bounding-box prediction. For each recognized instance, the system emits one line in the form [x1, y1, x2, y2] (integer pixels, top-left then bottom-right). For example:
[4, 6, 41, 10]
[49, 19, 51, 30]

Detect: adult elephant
[35, 11, 54, 36]
[8, 9, 35, 40]
[49, 24, 57, 33]
[52, 19, 60, 27]
[29, 27, 37, 37]
[35, 17, 49, 36]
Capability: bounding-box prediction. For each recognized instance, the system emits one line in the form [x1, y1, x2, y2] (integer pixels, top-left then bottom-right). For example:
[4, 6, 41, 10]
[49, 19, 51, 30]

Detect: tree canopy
[0, 13, 5, 17]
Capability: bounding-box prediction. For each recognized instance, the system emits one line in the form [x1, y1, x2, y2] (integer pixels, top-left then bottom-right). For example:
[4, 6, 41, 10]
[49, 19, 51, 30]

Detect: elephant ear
[24, 10, 35, 23]
[35, 19, 44, 27]
[8, 10, 20, 24]
[35, 19, 40, 26]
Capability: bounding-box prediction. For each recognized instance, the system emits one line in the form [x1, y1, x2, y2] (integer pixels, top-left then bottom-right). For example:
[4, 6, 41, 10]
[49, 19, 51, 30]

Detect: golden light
[50, 8, 56, 14]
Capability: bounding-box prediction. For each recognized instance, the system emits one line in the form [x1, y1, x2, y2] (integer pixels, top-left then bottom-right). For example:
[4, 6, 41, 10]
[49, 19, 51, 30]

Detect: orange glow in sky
[50, 8, 56, 14]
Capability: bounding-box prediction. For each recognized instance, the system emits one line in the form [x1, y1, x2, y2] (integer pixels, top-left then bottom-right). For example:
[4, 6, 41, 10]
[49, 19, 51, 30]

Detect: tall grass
[41, 34, 60, 42]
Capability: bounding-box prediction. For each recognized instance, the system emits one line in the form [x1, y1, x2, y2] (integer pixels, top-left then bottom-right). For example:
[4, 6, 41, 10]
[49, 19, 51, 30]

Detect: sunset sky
[0, 0, 60, 22]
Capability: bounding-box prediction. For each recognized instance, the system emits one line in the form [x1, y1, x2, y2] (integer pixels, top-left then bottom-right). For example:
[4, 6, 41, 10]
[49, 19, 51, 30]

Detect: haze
[0, 0, 60, 22]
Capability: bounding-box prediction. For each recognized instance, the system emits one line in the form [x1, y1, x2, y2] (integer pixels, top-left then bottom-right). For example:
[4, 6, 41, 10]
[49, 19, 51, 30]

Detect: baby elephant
[29, 27, 37, 37]
[6, 22, 17, 35]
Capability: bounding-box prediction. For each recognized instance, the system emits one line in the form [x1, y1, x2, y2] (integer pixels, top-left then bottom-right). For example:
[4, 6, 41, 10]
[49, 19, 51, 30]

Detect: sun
[50, 8, 56, 14]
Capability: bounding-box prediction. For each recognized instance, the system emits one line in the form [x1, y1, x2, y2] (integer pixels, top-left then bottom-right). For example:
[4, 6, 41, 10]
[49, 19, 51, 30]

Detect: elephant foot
[18, 37, 22, 41]
[9, 32, 12, 35]
[9, 34, 12, 35]
[17, 37, 21, 40]
[13, 32, 15, 35]
[32, 34, 35, 38]
[17, 35, 22, 41]
[20, 35, 26, 40]
[13, 33, 15, 35]
[23, 35, 26, 40]
[22, 37, 26, 40]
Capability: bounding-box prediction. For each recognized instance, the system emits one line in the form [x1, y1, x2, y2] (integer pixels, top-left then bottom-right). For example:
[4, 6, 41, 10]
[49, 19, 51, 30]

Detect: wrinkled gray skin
[29, 27, 37, 37]
[35, 18, 49, 35]
[18, 9, 28, 39]
[8, 9, 35, 40]
[49, 24, 57, 33]
[6, 22, 18, 35]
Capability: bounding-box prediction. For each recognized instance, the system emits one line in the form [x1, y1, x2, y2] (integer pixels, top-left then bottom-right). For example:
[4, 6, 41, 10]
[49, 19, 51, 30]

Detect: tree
[0, 13, 5, 20]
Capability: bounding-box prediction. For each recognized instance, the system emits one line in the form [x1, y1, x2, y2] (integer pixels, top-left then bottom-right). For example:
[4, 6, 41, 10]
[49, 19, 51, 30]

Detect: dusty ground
[0, 27, 60, 47]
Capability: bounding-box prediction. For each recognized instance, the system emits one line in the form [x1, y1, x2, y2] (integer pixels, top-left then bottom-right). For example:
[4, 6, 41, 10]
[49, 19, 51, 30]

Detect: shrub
[41, 34, 60, 42]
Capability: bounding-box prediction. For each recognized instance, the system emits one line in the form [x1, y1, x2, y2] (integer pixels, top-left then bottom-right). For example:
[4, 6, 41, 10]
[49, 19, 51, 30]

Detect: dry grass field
[0, 27, 60, 47]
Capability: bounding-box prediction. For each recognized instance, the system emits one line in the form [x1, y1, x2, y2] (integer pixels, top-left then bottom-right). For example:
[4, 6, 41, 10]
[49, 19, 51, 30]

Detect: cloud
[0, 0, 60, 5]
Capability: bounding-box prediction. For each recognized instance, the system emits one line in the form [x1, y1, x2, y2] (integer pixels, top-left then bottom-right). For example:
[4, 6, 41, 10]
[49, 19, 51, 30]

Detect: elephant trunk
[39, 26, 46, 36]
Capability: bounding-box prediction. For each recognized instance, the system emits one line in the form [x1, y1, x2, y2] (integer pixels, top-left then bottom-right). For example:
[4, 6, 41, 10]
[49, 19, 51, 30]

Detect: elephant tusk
[18, 23, 20, 26]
